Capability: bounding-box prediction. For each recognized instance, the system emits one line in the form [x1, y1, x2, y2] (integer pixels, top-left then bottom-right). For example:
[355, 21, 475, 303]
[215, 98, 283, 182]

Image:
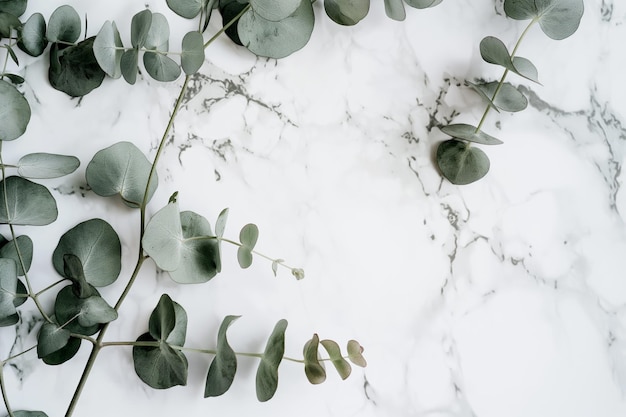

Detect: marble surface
[2, 0, 626, 416]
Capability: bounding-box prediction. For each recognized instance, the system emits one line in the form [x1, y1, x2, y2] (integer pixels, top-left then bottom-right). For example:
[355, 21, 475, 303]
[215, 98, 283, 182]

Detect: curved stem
[0, 368, 15, 417]
[474, 18, 537, 133]
[2, 345, 36, 364]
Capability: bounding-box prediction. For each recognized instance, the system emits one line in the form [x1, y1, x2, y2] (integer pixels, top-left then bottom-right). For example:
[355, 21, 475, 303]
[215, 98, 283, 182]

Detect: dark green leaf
[0, 12, 21, 38]
[346, 340, 367, 367]
[93, 21, 124, 79]
[436, 139, 490, 185]
[85, 141, 157, 208]
[324, 0, 370, 26]
[54, 286, 101, 335]
[167, 0, 204, 18]
[320, 339, 352, 379]
[256, 319, 287, 402]
[504, 0, 584, 40]
[131, 9, 152, 48]
[238, 0, 314, 59]
[120, 48, 139, 84]
[14, 278, 26, 306]
[0, 79, 31, 141]
[440, 124, 503, 145]
[49, 38, 106, 97]
[0, 176, 57, 226]
[0, 258, 18, 321]
[41, 335, 81, 365]
[12, 411, 49, 417]
[143, 51, 181, 82]
[384, 0, 405, 20]
[0, 235, 32, 275]
[468, 81, 528, 113]
[249, 0, 300, 21]
[220, 0, 247, 46]
[205, 315, 240, 397]
[5, 44, 18, 65]
[303, 334, 326, 384]
[17, 153, 80, 179]
[0, 0, 27, 17]
[149, 294, 177, 341]
[37, 322, 70, 358]
[52, 219, 121, 287]
[2, 73, 24, 85]
[133, 332, 188, 389]
[181, 31, 205, 75]
[17, 12, 47, 57]
[46, 5, 80, 43]
[61, 254, 98, 299]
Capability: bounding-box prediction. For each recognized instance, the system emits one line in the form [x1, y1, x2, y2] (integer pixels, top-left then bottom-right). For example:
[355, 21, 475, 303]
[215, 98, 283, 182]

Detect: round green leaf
[250, 0, 301, 21]
[86, 141, 157, 208]
[0, 235, 33, 275]
[168, 211, 221, 284]
[480, 36, 513, 69]
[143, 51, 181, 82]
[384, 0, 405, 21]
[0, 79, 31, 141]
[93, 21, 124, 79]
[405, 0, 443, 8]
[37, 322, 70, 358]
[75, 296, 117, 327]
[205, 315, 240, 398]
[17, 12, 47, 57]
[237, 246, 253, 269]
[121, 48, 139, 84]
[133, 332, 188, 389]
[131, 9, 152, 49]
[468, 81, 528, 113]
[3, 73, 24, 85]
[0, 12, 21, 38]
[324, 0, 370, 26]
[303, 334, 326, 384]
[46, 5, 80, 43]
[320, 339, 352, 379]
[512, 56, 540, 84]
[52, 219, 122, 287]
[0, 0, 27, 17]
[239, 223, 258, 248]
[49, 38, 106, 97]
[440, 124, 503, 145]
[41, 334, 81, 365]
[256, 319, 287, 402]
[436, 139, 490, 185]
[346, 340, 367, 367]
[142, 202, 183, 271]
[238, 0, 314, 59]
[145, 12, 170, 51]
[167, 0, 204, 18]
[54, 285, 100, 335]
[504, 0, 584, 40]
[17, 153, 79, 179]
[149, 294, 177, 341]
[181, 31, 205, 75]
[0, 176, 57, 225]
[0, 258, 18, 321]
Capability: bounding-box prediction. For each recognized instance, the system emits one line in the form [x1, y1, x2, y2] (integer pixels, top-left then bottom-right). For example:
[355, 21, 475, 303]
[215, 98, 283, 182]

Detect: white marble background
[1, 0, 626, 416]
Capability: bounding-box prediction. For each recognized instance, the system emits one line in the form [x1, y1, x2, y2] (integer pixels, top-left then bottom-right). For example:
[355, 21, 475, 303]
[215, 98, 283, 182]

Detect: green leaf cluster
[436, 0, 583, 184]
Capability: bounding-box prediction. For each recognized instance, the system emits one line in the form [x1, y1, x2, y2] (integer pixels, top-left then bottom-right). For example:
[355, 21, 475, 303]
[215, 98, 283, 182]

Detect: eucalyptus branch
[0, 368, 15, 417]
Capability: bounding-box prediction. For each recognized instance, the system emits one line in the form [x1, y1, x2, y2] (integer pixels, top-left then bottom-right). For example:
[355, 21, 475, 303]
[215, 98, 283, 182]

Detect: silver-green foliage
[436, 0, 584, 185]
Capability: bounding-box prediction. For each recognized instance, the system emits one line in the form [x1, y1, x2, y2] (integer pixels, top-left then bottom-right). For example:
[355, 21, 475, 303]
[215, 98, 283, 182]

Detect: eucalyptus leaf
[436, 139, 490, 185]
[52, 218, 122, 287]
[346, 340, 367, 367]
[440, 124, 503, 145]
[0, 235, 33, 275]
[17, 12, 46, 57]
[143, 51, 181, 82]
[0, 176, 57, 226]
[5, 43, 17, 65]
[149, 294, 177, 342]
[2, 73, 24, 85]
[93, 21, 124, 79]
[54, 286, 101, 335]
[11, 412, 49, 417]
[215, 208, 229, 238]
[205, 315, 240, 397]
[37, 322, 70, 358]
[168, 211, 221, 284]
[121, 48, 139, 84]
[405, 0, 443, 8]
[14, 278, 26, 307]
[85, 141, 157, 208]
[480, 36, 540, 84]
[238, 0, 314, 59]
[133, 332, 188, 389]
[46, 5, 80, 43]
[468, 81, 528, 112]
[256, 319, 287, 402]
[41, 335, 81, 365]
[384, 0, 405, 21]
[131, 9, 152, 49]
[220, 0, 247, 46]
[303, 334, 326, 384]
[62, 254, 98, 299]
[239, 223, 259, 249]
[76, 295, 118, 327]
[237, 246, 253, 269]
[181, 31, 205, 75]
[511, 56, 540, 84]
[167, 0, 204, 18]
[145, 13, 169, 51]
[324, 0, 370, 26]
[0, 79, 31, 141]
[167, 301, 188, 346]
[49, 38, 106, 97]
[142, 201, 183, 272]
[17, 153, 80, 179]
[504, 0, 584, 40]
[320, 339, 352, 379]
[0, 258, 18, 320]
[249, 0, 300, 21]
[0, 12, 21, 38]
[0, 0, 27, 17]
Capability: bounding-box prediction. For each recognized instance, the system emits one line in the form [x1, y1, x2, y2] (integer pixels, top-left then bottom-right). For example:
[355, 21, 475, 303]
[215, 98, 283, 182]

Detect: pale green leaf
[17, 12, 47, 57]
[324, 0, 370, 26]
[468, 81, 528, 113]
[0, 79, 31, 141]
[46, 5, 80, 43]
[145, 12, 169, 51]
[17, 153, 79, 179]
[237, 246, 253, 269]
[76, 296, 118, 327]
[181, 31, 205, 75]
[0, 235, 32, 275]
[93, 21, 124, 79]
[504, 0, 584, 40]
[440, 124, 503, 145]
[346, 340, 367, 367]
[0, 176, 57, 225]
[142, 201, 183, 272]
[143, 51, 181, 82]
[131, 9, 152, 48]
[167, 0, 204, 18]
[121, 48, 139, 84]
[405, 0, 443, 8]
[249, 0, 301, 21]
[384, 0, 405, 20]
